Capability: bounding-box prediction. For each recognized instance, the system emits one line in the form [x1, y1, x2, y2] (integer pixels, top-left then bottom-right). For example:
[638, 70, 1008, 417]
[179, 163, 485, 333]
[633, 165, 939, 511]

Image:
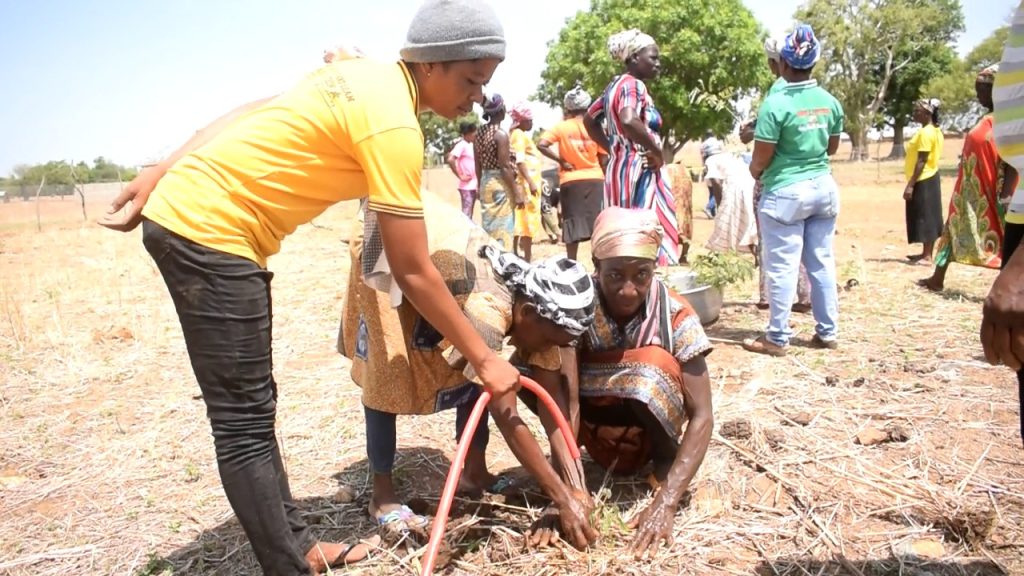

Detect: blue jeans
[758, 174, 840, 346]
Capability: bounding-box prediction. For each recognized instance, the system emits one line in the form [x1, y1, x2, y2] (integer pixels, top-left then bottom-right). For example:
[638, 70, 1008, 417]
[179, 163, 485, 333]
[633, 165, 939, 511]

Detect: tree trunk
[75, 185, 87, 221]
[34, 176, 46, 232]
[888, 118, 906, 160]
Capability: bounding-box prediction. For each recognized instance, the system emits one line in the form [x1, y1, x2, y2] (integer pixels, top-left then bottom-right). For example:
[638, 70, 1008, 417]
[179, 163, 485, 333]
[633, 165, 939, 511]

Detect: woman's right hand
[514, 186, 527, 208]
[644, 147, 665, 171]
[97, 167, 164, 232]
[902, 184, 914, 202]
[475, 353, 521, 399]
[556, 489, 598, 549]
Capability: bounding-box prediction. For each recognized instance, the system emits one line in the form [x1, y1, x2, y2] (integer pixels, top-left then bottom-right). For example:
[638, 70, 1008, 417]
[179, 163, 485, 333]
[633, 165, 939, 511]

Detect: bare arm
[537, 139, 568, 169]
[583, 114, 610, 153]
[1001, 162, 1018, 200]
[628, 355, 713, 558]
[495, 131, 523, 205]
[827, 134, 841, 156]
[527, 367, 586, 491]
[376, 213, 521, 399]
[488, 390, 598, 549]
[447, 154, 461, 178]
[905, 151, 930, 197]
[98, 95, 275, 232]
[749, 140, 776, 180]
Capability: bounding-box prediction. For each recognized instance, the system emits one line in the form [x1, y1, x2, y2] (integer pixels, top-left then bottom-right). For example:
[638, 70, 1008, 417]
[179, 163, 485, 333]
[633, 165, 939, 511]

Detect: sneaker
[810, 335, 838, 350]
[742, 336, 787, 357]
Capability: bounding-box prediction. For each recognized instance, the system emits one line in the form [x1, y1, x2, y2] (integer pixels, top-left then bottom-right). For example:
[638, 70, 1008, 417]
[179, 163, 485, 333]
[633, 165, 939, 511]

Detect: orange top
[541, 116, 604, 184]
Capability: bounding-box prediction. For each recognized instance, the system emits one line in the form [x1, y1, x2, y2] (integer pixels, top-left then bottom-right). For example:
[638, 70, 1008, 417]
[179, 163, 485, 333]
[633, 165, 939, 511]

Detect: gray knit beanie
[400, 0, 506, 63]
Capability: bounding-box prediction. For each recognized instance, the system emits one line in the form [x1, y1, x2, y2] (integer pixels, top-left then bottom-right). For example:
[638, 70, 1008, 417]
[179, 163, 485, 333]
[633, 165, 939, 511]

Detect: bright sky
[0, 0, 1016, 175]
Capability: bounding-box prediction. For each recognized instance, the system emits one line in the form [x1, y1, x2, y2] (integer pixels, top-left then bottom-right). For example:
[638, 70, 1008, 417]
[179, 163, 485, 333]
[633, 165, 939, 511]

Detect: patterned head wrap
[509, 101, 533, 128]
[482, 93, 505, 120]
[563, 86, 592, 112]
[916, 98, 941, 114]
[590, 207, 664, 262]
[977, 64, 999, 84]
[480, 246, 595, 337]
[608, 29, 657, 62]
[763, 36, 781, 62]
[780, 24, 820, 70]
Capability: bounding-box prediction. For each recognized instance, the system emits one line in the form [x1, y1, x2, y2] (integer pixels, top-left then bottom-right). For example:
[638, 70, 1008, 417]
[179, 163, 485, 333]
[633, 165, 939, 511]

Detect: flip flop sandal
[487, 475, 517, 494]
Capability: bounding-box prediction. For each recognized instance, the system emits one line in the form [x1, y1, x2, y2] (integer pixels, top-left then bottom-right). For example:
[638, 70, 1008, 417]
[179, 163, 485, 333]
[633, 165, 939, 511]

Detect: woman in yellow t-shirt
[904, 98, 945, 265]
[509, 101, 545, 262]
[96, 2, 553, 574]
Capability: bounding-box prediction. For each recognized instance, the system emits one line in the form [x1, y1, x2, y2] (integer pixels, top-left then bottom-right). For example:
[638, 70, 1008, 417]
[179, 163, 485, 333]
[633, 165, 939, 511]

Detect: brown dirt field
[2, 144, 1023, 576]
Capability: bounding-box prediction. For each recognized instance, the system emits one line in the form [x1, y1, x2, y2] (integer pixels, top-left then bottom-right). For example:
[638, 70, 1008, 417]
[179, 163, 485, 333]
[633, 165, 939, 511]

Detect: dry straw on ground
[1, 150, 1022, 575]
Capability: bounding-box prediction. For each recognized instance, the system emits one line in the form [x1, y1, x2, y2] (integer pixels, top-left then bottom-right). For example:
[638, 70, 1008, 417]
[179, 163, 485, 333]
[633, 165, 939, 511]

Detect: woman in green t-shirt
[744, 24, 844, 357]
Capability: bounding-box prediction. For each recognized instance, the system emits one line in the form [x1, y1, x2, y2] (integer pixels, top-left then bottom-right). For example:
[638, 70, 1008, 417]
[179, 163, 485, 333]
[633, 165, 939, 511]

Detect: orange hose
[420, 376, 580, 575]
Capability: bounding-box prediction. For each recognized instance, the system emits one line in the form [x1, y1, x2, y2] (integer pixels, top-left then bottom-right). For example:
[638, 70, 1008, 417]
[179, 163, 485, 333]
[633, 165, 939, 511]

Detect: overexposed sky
[0, 0, 1015, 173]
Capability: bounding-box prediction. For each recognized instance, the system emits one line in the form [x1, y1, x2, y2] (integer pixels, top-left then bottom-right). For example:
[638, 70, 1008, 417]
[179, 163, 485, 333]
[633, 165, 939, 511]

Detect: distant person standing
[919, 65, 1017, 292]
[474, 94, 522, 251]
[903, 98, 945, 265]
[538, 87, 606, 260]
[584, 29, 680, 265]
[700, 129, 722, 218]
[745, 24, 844, 357]
[509, 102, 544, 262]
[448, 122, 479, 218]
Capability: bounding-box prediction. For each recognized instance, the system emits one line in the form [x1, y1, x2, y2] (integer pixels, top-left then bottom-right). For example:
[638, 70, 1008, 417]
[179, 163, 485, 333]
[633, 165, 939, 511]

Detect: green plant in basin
[690, 251, 755, 290]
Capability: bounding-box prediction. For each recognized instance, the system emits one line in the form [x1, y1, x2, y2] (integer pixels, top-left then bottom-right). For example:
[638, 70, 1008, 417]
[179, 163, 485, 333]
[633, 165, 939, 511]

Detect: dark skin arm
[629, 355, 713, 559]
[495, 130, 525, 207]
[619, 106, 664, 170]
[447, 152, 461, 179]
[1000, 162, 1018, 200]
[474, 140, 483, 185]
[904, 151, 930, 201]
[583, 113, 611, 154]
[538, 138, 574, 172]
[377, 214, 521, 399]
[982, 241, 1024, 371]
[487, 388, 598, 550]
[749, 140, 776, 181]
[706, 178, 723, 207]
[827, 134, 841, 156]
[98, 96, 275, 232]
[523, 365, 592, 548]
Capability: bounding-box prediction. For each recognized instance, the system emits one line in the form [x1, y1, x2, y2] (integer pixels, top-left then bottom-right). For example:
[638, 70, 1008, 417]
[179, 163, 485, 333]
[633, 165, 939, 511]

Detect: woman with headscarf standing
[904, 98, 946, 265]
[745, 25, 845, 357]
[510, 101, 545, 262]
[475, 94, 523, 251]
[584, 29, 680, 265]
[743, 35, 813, 312]
[98, 1, 524, 573]
[538, 87, 607, 260]
[920, 66, 1019, 291]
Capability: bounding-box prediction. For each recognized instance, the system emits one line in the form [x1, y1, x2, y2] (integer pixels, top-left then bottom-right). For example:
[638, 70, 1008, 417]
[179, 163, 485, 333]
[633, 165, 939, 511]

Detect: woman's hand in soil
[525, 505, 561, 548]
[556, 490, 598, 550]
[628, 491, 677, 559]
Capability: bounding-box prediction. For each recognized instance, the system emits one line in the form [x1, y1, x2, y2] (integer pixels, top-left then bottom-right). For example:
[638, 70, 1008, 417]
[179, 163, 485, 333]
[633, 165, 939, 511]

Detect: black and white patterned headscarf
[479, 245, 595, 337]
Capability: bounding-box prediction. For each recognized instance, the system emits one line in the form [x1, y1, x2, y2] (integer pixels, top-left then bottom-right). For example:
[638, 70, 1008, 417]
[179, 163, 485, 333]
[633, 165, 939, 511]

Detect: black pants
[1003, 222, 1024, 444]
[143, 220, 313, 576]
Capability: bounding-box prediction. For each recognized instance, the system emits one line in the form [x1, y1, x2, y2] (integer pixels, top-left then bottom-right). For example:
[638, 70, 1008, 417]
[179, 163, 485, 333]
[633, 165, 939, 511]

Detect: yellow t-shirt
[541, 116, 604, 184]
[904, 124, 943, 182]
[143, 59, 424, 266]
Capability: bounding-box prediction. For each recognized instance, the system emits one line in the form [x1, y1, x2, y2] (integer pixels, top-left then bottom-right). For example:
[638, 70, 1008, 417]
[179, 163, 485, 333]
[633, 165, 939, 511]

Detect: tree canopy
[537, 0, 770, 153]
[924, 26, 1009, 133]
[418, 112, 480, 165]
[797, 0, 964, 159]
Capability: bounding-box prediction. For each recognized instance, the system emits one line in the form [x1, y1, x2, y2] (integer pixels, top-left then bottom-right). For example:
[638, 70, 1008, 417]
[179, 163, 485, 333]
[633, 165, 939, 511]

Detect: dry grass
[2, 151, 1022, 576]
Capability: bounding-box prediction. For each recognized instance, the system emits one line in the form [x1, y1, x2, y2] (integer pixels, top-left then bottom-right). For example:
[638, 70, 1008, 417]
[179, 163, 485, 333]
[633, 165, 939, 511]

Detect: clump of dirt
[720, 419, 752, 440]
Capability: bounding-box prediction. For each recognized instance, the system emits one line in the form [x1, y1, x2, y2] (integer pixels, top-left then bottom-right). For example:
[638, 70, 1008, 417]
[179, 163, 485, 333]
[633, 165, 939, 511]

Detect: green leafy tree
[418, 112, 480, 166]
[924, 26, 1009, 134]
[537, 0, 770, 156]
[797, 0, 964, 160]
[881, 44, 957, 158]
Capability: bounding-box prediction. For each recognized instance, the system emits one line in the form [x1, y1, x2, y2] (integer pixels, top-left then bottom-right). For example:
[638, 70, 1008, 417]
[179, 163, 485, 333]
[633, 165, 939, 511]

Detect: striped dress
[996, 1, 1024, 227]
[588, 74, 680, 265]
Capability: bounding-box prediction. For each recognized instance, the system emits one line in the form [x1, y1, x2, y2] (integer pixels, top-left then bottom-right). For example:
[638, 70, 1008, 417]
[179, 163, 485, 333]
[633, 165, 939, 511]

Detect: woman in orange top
[539, 87, 607, 260]
[96, 2, 551, 574]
